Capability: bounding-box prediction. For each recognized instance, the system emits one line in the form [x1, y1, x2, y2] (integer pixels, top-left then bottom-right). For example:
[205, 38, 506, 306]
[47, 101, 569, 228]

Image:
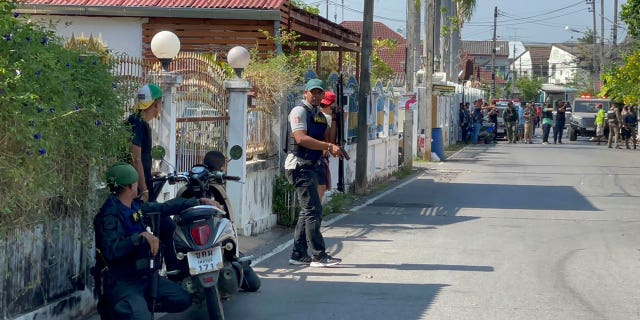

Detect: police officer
[607, 103, 622, 149]
[285, 78, 343, 267]
[93, 163, 218, 319]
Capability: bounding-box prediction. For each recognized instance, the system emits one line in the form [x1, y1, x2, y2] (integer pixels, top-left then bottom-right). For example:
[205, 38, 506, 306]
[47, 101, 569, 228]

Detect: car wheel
[569, 127, 577, 141]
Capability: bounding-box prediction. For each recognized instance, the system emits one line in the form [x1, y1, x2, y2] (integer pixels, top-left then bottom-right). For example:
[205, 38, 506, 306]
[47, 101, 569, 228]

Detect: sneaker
[310, 255, 342, 267]
[289, 256, 312, 265]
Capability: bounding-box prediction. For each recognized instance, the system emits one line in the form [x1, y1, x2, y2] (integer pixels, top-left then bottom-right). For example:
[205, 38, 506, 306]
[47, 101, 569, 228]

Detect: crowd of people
[459, 99, 638, 148]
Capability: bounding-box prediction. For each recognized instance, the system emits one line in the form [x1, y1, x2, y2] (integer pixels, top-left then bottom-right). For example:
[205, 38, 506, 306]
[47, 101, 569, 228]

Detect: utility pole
[589, 0, 598, 93]
[613, 0, 618, 59]
[490, 6, 497, 100]
[406, 0, 417, 93]
[422, 0, 435, 161]
[355, 0, 373, 195]
[511, 42, 516, 98]
[600, 0, 605, 64]
[326, 0, 329, 20]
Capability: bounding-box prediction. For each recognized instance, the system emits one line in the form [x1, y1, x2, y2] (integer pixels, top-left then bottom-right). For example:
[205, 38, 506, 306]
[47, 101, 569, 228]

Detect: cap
[305, 79, 324, 92]
[136, 84, 163, 110]
[321, 91, 336, 106]
[597, 103, 603, 108]
[105, 162, 138, 187]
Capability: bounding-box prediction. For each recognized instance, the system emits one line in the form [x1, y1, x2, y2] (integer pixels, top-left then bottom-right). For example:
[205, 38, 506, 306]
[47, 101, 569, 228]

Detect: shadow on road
[172, 279, 450, 320]
[378, 179, 599, 213]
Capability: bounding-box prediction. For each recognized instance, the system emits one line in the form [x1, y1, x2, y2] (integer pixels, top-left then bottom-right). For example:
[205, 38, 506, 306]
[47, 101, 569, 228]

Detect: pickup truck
[567, 97, 610, 141]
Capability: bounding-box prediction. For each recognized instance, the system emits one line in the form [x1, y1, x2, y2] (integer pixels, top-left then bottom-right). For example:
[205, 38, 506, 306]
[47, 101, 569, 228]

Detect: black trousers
[286, 164, 327, 259]
[103, 276, 191, 320]
[553, 121, 565, 143]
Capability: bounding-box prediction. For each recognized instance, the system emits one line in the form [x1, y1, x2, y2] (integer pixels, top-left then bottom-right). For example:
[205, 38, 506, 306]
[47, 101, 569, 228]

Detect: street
[164, 137, 640, 320]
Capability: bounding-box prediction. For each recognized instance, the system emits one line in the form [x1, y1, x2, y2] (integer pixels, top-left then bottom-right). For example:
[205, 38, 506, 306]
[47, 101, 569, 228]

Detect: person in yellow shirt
[595, 103, 605, 145]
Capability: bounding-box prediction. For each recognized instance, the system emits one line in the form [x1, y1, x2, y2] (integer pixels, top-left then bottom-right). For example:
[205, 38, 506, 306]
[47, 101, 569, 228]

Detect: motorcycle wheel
[241, 266, 261, 292]
[204, 286, 225, 320]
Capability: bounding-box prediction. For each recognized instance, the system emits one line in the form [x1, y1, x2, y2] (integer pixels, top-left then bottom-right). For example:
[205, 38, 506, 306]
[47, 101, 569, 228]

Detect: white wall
[32, 15, 146, 57]
[548, 46, 577, 85]
[512, 51, 533, 79]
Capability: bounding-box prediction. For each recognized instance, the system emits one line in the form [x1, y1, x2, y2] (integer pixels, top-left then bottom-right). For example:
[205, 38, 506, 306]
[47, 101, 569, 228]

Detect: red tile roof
[341, 21, 406, 75]
[21, 0, 286, 9]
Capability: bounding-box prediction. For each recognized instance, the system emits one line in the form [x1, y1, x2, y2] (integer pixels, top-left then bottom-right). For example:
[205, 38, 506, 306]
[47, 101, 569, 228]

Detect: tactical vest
[287, 104, 328, 162]
[607, 109, 618, 123]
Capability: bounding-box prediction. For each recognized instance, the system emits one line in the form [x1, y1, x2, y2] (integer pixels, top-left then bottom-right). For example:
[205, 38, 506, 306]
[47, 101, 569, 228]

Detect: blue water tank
[432, 128, 445, 160]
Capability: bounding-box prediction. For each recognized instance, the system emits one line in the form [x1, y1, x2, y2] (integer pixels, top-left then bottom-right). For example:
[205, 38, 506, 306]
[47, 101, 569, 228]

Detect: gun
[339, 146, 350, 160]
[145, 213, 161, 320]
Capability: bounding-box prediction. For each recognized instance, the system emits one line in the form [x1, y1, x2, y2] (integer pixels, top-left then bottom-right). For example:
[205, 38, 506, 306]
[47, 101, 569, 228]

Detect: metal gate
[114, 52, 229, 172]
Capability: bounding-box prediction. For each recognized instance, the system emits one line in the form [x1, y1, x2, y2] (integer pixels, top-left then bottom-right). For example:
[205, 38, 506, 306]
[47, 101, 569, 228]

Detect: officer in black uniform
[285, 78, 343, 268]
[93, 163, 217, 319]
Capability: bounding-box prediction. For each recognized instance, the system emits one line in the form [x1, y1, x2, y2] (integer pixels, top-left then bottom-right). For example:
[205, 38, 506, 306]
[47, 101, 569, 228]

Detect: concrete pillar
[158, 73, 183, 201]
[224, 78, 251, 235]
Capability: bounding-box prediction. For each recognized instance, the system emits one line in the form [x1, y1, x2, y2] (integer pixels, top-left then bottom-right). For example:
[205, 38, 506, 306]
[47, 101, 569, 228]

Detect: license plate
[187, 246, 223, 275]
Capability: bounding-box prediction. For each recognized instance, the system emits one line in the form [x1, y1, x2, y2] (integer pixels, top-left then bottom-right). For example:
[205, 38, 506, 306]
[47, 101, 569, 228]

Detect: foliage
[601, 51, 640, 104]
[371, 39, 398, 85]
[323, 192, 356, 215]
[455, 0, 477, 24]
[621, 0, 640, 38]
[245, 29, 305, 112]
[290, 0, 320, 15]
[272, 175, 298, 226]
[0, 2, 130, 228]
[600, 0, 640, 103]
[515, 76, 544, 102]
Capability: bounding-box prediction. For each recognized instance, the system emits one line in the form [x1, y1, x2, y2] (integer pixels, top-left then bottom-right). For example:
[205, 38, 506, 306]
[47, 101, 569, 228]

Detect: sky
[300, 0, 628, 44]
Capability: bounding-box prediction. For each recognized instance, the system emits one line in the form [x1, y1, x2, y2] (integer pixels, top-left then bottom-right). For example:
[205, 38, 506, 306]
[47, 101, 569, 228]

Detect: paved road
[164, 137, 640, 320]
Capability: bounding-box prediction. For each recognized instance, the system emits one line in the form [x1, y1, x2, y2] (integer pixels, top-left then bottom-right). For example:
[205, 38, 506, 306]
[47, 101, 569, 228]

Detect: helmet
[105, 163, 138, 187]
[136, 84, 163, 110]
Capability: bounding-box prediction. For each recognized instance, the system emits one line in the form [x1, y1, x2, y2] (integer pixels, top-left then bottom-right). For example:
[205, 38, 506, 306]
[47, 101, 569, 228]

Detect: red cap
[321, 91, 336, 106]
[597, 104, 603, 108]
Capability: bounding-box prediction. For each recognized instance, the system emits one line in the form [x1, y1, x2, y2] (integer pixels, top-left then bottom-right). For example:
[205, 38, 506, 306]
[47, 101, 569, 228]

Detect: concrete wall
[239, 159, 279, 236]
[31, 15, 145, 57]
[341, 136, 401, 189]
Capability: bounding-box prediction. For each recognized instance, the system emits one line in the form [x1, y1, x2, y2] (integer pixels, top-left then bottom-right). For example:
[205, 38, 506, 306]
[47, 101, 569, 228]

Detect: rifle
[145, 212, 162, 320]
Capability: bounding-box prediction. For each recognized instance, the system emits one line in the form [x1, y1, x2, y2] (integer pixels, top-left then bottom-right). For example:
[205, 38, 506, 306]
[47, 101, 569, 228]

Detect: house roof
[553, 42, 583, 56]
[18, 0, 361, 53]
[21, 0, 285, 9]
[524, 44, 552, 63]
[462, 40, 509, 57]
[341, 21, 406, 75]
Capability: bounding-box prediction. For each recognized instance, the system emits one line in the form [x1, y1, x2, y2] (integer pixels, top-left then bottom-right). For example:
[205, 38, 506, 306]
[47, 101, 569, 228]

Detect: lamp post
[151, 31, 180, 72]
[151, 31, 183, 200]
[224, 46, 253, 235]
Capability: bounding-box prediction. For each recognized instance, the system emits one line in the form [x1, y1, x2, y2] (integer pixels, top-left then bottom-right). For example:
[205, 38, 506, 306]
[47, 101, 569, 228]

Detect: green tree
[621, 0, 640, 38]
[515, 76, 544, 101]
[0, 1, 130, 228]
[601, 51, 640, 104]
[600, 0, 640, 103]
[371, 39, 397, 85]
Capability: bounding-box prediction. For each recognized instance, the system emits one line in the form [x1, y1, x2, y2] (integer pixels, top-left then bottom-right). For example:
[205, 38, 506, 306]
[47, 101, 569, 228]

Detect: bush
[0, 2, 130, 228]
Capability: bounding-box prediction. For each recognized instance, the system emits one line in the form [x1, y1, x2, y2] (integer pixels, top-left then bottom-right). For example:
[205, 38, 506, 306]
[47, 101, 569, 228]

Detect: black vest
[288, 104, 328, 162]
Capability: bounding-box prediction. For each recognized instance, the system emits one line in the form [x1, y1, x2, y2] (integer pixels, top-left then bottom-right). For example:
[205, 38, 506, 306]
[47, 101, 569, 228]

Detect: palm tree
[456, 0, 477, 25]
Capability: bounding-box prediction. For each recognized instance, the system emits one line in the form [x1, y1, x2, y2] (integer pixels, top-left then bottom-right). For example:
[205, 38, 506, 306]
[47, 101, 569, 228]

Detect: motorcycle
[150, 146, 261, 320]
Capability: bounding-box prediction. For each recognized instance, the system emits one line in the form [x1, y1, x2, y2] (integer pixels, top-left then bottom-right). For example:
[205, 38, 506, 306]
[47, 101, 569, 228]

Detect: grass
[323, 191, 357, 214]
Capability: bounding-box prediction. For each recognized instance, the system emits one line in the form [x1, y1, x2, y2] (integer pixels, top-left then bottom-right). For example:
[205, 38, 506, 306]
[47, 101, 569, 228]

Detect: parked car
[567, 96, 611, 141]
